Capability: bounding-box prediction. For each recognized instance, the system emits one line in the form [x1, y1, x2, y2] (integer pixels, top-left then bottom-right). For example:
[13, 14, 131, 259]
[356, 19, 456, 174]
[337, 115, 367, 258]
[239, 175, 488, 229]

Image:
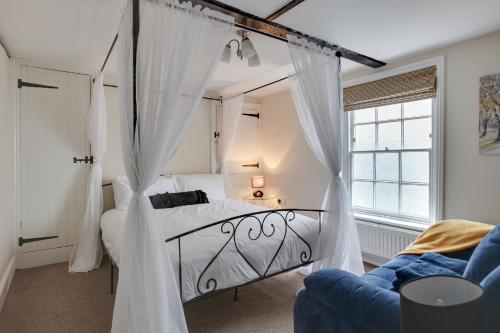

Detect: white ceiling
[2, 0, 500, 97]
[0, 0, 123, 75]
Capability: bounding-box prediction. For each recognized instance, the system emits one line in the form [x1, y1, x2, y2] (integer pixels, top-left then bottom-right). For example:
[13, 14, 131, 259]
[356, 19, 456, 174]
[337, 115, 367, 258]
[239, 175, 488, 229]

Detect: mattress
[101, 199, 320, 302]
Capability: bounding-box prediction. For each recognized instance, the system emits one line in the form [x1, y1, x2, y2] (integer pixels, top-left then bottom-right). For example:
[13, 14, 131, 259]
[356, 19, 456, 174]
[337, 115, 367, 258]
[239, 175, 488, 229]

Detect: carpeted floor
[0, 257, 375, 333]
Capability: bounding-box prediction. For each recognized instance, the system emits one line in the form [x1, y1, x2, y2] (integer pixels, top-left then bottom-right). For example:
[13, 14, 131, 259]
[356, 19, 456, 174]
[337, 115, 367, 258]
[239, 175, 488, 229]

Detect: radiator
[356, 220, 420, 266]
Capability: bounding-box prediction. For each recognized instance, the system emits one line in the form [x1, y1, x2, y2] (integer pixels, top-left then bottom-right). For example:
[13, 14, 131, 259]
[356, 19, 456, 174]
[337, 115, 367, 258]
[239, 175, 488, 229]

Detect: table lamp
[251, 175, 265, 197]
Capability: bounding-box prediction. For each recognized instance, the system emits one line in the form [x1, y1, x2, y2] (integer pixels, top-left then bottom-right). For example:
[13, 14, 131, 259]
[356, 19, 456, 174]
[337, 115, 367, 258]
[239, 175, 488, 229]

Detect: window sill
[354, 212, 428, 232]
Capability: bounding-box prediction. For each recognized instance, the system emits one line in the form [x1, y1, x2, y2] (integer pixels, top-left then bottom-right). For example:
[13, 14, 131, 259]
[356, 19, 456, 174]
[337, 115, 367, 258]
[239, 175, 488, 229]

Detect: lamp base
[253, 190, 264, 198]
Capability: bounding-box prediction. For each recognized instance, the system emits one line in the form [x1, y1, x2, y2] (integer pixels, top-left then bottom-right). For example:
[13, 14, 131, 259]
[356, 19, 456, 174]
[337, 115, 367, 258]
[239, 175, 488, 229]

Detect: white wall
[261, 30, 500, 226]
[0, 45, 16, 309]
[261, 91, 328, 209]
[101, 86, 214, 183]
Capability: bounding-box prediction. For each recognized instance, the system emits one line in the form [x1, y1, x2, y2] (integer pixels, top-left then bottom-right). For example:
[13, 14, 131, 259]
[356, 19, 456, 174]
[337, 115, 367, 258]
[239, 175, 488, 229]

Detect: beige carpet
[0, 257, 375, 333]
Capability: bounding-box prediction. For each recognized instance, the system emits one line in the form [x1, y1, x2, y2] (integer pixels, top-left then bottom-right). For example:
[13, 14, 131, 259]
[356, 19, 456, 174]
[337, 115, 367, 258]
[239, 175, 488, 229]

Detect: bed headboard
[103, 183, 115, 212]
[101, 92, 219, 212]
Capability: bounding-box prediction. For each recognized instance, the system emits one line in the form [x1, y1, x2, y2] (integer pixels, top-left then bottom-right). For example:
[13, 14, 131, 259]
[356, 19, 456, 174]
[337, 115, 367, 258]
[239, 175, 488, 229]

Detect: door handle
[73, 156, 93, 164]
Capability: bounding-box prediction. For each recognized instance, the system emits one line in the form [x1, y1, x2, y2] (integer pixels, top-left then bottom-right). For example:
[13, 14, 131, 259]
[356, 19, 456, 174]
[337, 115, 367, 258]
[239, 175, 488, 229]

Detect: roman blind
[343, 66, 437, 111]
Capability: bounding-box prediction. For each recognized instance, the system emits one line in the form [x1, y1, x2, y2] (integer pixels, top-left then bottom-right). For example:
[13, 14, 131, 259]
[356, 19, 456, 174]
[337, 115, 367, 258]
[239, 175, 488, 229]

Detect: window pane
[402, 152, 429, 183]
[376, 153, 399, 181]
[401, 185, 429, 217]
[404, 99, 432, 118]
[354, 124, 375, 151]
[352, 181, 373, 209]
[404, 118, 432, 149]
[375, 183, 399, 213]
[378, 121, 401, 150]
[353, 153, 373, 180]
[353, 107, 375, 123]
[378, 104, 401, 121]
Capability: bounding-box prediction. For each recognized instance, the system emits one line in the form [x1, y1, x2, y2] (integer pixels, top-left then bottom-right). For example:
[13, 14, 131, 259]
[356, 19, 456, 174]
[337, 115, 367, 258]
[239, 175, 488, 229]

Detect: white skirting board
[17, 246, 73, 269]
[357, 221, 420, 266]
[0, 256, 16, 312]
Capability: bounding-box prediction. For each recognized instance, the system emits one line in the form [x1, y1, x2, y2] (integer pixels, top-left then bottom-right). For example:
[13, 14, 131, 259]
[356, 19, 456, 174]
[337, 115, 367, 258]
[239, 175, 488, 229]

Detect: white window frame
[343, 56, 445, 227]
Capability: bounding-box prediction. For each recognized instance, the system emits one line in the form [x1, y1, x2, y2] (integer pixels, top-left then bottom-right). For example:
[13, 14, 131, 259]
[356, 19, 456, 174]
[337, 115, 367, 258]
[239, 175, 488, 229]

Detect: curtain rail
[103, 84, 221, 101]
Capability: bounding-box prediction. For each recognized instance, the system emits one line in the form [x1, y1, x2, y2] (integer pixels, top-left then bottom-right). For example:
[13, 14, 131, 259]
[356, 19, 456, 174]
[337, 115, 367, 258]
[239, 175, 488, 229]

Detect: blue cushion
[418, 252, 468, 274]
[480, 265, 500, 333]
[360, 255, 420, 290]
[392, 259, 463, 291]
[464, 225, 500, 282]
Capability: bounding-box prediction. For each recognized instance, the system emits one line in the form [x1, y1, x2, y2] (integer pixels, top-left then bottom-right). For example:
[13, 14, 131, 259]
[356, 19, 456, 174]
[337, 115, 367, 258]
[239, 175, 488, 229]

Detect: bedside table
[243, 194, 277, 209]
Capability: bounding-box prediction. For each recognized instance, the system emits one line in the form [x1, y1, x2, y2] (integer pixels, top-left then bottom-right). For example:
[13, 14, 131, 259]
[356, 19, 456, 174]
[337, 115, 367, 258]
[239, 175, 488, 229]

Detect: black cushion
[149, 190, 209, 209]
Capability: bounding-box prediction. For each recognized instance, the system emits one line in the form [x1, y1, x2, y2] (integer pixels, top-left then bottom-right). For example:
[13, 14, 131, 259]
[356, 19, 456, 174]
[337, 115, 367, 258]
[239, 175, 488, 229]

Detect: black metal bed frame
[109, 208, 323, 304]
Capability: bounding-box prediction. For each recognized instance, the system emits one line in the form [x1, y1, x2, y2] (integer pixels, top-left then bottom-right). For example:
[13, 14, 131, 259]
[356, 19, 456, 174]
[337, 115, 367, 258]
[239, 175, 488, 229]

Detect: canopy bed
[102, 174, 323, 303]
[68, 0, 384, 331]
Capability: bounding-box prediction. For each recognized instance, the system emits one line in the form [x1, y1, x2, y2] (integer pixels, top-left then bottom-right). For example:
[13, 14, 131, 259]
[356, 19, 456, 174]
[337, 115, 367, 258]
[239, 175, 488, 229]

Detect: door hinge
[242, 112, 260, 119]
[18, 235, 58, 246]
[73, 156, 93, 164]
[214, 131, 220, 139]
[18, 79, 58, 90]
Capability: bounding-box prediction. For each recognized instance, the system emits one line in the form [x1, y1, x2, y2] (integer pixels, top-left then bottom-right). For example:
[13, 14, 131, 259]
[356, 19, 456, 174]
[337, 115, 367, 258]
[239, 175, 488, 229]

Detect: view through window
[349, 98, 433, 223]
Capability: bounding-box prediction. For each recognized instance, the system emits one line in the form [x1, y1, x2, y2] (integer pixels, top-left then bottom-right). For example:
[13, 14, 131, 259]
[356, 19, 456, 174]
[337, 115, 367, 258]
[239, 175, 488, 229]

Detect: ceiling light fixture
[221, 30, 260, 67]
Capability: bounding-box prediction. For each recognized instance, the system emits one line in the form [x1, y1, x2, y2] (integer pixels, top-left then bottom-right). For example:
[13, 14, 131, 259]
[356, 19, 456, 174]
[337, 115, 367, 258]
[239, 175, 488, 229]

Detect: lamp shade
[248, 53, 260, 67]
[221, 44, 231, 63]
[251, 176, 265, 188]
[400, 275, 484, 333]
[241, 36, 257, 58]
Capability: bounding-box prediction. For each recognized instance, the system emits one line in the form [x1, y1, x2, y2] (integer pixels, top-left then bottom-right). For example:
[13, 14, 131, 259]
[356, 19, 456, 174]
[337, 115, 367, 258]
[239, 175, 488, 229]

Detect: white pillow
[112, 175, 178, 209]
[146, 176, 178, 195]
[112, 176, 133, 210]
[175, 174, 226, 201]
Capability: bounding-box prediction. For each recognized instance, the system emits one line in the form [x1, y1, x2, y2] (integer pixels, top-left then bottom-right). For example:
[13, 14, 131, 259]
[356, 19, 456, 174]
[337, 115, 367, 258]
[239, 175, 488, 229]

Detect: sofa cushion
[360, 255, 419, 290]
[392, 254, 467, 291]
[303, 269, 400, 333]
[464, 225, 500, 282]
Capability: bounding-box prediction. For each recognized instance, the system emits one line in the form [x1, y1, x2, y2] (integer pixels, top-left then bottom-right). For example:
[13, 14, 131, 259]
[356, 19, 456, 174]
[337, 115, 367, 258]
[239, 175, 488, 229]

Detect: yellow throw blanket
[398, 219, 494, 256]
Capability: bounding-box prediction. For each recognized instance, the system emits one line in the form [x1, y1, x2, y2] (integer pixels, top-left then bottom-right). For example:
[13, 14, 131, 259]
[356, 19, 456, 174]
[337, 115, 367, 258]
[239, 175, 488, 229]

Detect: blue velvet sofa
[294, 225, 500, 333]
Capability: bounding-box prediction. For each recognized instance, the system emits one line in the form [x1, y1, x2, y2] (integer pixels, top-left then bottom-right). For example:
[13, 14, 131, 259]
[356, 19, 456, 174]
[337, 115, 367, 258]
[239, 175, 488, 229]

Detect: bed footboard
[165, 208, 323, 303]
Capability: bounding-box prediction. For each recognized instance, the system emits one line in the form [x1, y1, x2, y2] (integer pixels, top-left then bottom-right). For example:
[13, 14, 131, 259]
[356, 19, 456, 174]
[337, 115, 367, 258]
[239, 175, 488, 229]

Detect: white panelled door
[231, 103, 262, 173]
[19, 66, 89, 257]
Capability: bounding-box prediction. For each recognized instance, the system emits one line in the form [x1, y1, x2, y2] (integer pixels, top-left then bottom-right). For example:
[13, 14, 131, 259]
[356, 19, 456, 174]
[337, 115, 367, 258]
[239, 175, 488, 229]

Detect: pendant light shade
[241, 36, 257, 58]
[248, 53, 260, 67]
[221, 30, 260, 67]
[221, 43, 232, 63]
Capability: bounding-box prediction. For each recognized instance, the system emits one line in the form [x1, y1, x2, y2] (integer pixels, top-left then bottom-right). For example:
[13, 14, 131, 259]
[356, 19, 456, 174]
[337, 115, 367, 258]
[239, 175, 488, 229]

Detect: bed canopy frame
[99, 0, 380, 319]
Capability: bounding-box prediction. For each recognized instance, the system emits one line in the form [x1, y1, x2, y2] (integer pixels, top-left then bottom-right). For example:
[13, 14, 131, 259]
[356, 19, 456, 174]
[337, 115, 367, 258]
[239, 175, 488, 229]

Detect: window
[349, 98, 436, 224]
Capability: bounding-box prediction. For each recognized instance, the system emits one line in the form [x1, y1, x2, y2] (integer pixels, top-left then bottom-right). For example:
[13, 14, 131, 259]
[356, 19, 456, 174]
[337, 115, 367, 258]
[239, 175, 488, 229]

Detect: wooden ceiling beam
[266, 0, 305, 21]
[180, 0, 385, 68]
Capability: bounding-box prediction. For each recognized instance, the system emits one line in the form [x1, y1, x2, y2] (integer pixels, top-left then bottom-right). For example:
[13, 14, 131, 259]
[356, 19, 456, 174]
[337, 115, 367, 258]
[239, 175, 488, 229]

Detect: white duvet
[101, 199, 320, 302]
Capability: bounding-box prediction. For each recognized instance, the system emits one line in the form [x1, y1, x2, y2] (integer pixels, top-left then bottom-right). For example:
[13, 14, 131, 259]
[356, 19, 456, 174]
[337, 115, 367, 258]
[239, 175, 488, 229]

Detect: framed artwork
[479, 73, 500, 154]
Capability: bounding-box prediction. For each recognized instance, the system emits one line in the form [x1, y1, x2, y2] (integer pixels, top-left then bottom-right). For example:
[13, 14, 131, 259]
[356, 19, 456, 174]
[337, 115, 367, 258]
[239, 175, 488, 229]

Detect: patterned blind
[343, 66, 437, 111]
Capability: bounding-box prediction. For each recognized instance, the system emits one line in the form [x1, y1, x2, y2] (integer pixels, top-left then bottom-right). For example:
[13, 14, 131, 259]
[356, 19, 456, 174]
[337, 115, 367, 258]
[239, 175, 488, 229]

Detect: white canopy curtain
[220, 94, 243, 197]
[220, 95, 244, 173]
[288, 36, 364, 276]
[112, 1, 234, 332]
[69, 73, 107, 272]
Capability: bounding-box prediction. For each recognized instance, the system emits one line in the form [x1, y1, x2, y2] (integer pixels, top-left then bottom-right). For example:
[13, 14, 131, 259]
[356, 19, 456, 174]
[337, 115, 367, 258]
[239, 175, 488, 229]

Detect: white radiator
[356, 220, 421, 266]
